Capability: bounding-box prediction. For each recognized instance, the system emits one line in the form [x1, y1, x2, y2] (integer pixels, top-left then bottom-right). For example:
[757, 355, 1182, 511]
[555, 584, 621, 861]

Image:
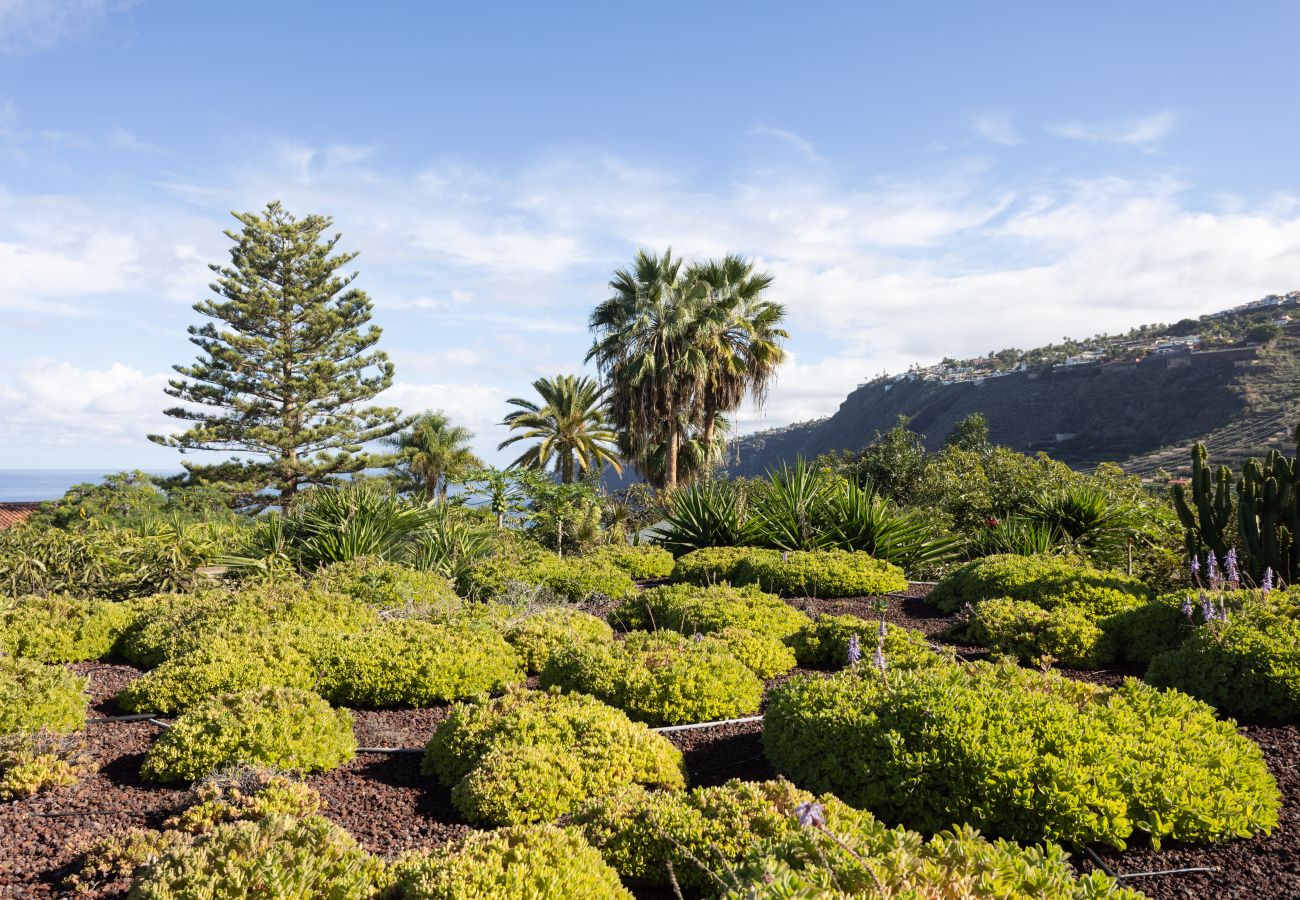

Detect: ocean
[0, 470, 178, 502]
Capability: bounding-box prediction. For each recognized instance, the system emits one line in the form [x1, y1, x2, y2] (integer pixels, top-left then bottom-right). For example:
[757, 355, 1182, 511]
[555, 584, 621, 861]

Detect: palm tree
[498, 375, 622, 483]
[386, 411, 483, 502]
[688, 255, 787, 451]
[587, 248, 708, 490]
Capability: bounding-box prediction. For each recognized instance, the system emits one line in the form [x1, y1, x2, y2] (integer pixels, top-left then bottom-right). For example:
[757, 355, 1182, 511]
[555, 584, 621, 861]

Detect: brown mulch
[2, 585, 1298, 898]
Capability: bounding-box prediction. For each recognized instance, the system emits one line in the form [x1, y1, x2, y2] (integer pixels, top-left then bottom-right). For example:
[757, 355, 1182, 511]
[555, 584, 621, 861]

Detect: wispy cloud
[749, 125, 821, 162]
[971, 111, 1021, 146]
[0, 0, 136, 54]
[1046, 111, 1178, 147]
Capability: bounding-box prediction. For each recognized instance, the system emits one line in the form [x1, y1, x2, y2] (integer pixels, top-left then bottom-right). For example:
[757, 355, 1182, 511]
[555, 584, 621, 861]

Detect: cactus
[1171, 442, 1233, 578]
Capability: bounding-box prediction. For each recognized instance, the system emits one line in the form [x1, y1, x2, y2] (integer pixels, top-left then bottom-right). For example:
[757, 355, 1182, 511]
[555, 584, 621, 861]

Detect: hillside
[730, 296, 1300, 480]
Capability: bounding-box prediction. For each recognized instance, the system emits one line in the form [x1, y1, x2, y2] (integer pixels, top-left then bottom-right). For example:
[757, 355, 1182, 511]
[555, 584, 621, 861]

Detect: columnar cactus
[1236, 426, 1300, 583]
[1171, 442, 1234, 577]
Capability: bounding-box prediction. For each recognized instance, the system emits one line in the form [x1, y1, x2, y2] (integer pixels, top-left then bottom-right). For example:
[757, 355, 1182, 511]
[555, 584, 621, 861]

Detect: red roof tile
[0, 502, 41, 530]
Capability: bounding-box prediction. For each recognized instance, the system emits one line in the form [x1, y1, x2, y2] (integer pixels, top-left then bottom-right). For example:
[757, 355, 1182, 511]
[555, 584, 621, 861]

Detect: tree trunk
[665, 398, 679, 491]
[702, 394, 718, 455]
[562, 452, 574, 484]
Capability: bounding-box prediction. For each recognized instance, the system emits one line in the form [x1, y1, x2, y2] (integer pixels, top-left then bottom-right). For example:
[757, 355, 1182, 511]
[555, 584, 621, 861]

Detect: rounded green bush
[502, 608, 614, 674]
[670, 546, 774, 586]
[120, 585, 376, 666]
[613, 582, 809, 641]
[0, 595, 135, 663]
[952, 597, 1108, 668]
[118, 630, 317, 715]
[540, 630, 763, 727]
[461, 550, 637, 603]
[0, 656, 88, 735]
[315, 556, 462, 616]
[928, 553, 1149, 615]
[591, 544, 675, 580]
[1106, 588, 1300, 665]
[312, 619, 524, 708]
[764, 660, 1281, 848]
[127, 814, 388, 899]
[737, 549, 908, 598]
[0, 730, 94, 800]
[1146, 603, 1300, 722]
[709, 627, 797, 678]
[789, 616, 944, 670]
[423, 689, 684, 825]
[142, 686, 356, 782]
[391, 824, 631, 900]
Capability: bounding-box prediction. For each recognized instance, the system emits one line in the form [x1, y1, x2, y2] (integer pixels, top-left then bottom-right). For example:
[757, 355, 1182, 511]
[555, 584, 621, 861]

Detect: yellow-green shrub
[789, 617, 944, 671]
[540, 631, 763, 727]
[710, 627, 797, 678]
[313, 619, 524, 708]
[591, 544, 675, 580]
[0, 730, 93, 799]
[0, 655, 88, 734]
[142, 687, 356, 782]
[952, 597, 1109, 668]
[928, 553, 1149, 615]
[460, 549, 637, 602]
[0, 595, 134, 663]
[613, 582, 809, 641]
[391, 824, 631, 899]
[671, 547, 773, 586]
[165, 767, 325, 833]
[502, 608, 614, 674]
[737, 549, 907, 598]
[764, 660, 1280, 848]
[315, 556, 462, 616]
[422, 689, 684, 825]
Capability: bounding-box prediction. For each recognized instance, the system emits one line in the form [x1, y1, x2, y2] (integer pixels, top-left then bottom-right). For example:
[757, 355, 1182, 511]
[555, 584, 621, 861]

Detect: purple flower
[1190, 556, 1201, 587]
[873, 641, 887, 674]
[877, 619, 887, 639]
[1225, 548, 1241, 589]
[846, 633, 862, 666]
[1180, 595, 1194, 620]
[1218, 601, 1229, 622]
[1207, 553, 1221, 591]
[692, 632, 704, 643]
[1200, 591, 1215, 622]
[1263, 567, 1275, 596]
[795, 801, 826, 828]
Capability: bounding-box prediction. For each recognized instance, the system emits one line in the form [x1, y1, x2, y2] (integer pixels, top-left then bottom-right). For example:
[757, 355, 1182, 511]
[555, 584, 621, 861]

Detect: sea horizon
[0, 469, 179, 503]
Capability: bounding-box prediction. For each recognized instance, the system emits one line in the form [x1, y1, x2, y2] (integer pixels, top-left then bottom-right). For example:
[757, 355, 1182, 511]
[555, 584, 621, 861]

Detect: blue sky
[2, 1, 1299, 468]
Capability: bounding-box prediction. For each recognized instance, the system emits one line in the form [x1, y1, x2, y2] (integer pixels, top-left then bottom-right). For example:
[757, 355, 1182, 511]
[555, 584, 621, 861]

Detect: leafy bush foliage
[118, 630, 317, 714]
[590, 544, 675, 580]
[764, 661, 1280, 848]
[391, 824, 632, 899]
[422, 689, 684, 825]
[789, 617, 944, 671]
[0, 594, 134, 663]
[670, 546, 768, 586]
[127, 814, 388, 899]
[614, 582, 809, 641]
[164, 767, 325, 833]
[1146, 601, 1300, 722]
[315, 555, 461, 615]
[502, 608, 614, 674]
[574, 779, 1137, 899]
[709, 627, 797, 678]
[737, 549, 908, 599]
[460, 549, 637, 602]
[118, 584, 376, 666]
[0, 730, 93, 799]
[928, 553, 1149, 615]
[951, 597, 1109, 668]
[142, 687, 356, 782]
[541, 631, 764, 726]
[0, 656, 88, 734]
[313, 619, 524, 708]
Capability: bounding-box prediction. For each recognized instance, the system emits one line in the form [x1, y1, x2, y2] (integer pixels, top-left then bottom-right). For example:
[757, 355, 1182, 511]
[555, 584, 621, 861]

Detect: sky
[2, 1, 1300, 469]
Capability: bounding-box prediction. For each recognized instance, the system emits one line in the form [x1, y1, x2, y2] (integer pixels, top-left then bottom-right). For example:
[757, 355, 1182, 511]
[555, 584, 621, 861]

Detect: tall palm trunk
[702, 394, 718, 452]
[664, 396, 679, 490]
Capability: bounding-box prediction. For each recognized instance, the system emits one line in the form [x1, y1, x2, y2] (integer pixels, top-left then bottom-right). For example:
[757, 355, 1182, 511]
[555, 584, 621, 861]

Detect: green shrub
[313, 619, 524, 708]
[613, 582, 809, 641]
[423, 689, 684, 825]
[671, 546, 773, 586]
[737, 549, 908, 598]
[0, 656, 88, 734]
[164, 767, 325, 833]
[502, 608, 614, 674]
[315, 555, 462, 616]
[127, 814, 388, 899]
[574, 779, 1136, 899]
[709, 627, 797, 678]
[1106, 587, 1300, 665]
[928, 553, 1149, 615]
[0, 595, 135, 663]
[952, 597, 1109, 668]
[461, 549, 637, 602]
[541, 631, 763, 727]
[119, 584, 376, 666]
[118, 630, 317, 714]
[0, 730, 93, 800]
[591, 544, 675, 580]
[1146, 603, 1300, 722]
[391, 824, 631, 899]
[788, 616, 944, 671]
[142, 687, 356, 782]
[764, 660, 1280, 848]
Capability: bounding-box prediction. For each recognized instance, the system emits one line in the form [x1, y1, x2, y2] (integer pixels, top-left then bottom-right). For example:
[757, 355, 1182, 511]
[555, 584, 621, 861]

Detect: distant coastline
[0, 470, 178, 503]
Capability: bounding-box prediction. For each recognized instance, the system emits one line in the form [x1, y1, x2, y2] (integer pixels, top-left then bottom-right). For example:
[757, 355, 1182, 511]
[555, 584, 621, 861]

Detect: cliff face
[730, 339, 1300, 478]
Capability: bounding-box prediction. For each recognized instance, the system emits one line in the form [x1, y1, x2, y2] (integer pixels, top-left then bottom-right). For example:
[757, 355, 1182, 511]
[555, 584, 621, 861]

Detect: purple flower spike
[692, 632, 704, 643]
[1263, 568, 1275, 596]
[1200, 591, 1215, 622]
[1225, 548, 1241, 588]
[795, 801, 826, 828]
[878, 619, 887, 638]
[1207, 554, 1221, 591]
[873, 641, 887, 674]
[846, 633, 862, 666]
[1181, 595, 1194, 620]
[1190, 556, 1201, 587]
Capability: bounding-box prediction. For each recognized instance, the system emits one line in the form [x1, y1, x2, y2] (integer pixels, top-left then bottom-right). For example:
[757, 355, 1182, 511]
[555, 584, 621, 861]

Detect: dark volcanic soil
[2, 586, 1298, 899]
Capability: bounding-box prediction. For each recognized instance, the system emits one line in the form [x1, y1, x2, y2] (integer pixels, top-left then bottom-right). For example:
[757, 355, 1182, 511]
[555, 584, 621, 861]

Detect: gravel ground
[2, 585, 1298, 898]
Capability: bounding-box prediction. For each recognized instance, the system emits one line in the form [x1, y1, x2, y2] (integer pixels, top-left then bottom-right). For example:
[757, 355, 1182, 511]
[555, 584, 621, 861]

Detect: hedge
[612, 582, 809, 641]
[0, 655, 88, 735]
[460, 550, 637, 603]
[789, 617, 945, 671]
[590, 544, 676, 580]
[0, 595, 135, 663]
[951, 597, 1109, 668]
[670, 547, 770, 586]
[928, 554, 1149, 615]
[315, 556, 462, 616]
[737, 549, 908, 598]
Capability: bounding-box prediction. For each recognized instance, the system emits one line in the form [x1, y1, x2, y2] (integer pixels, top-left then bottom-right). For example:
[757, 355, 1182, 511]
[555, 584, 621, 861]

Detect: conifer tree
[150, 201, 405, 510]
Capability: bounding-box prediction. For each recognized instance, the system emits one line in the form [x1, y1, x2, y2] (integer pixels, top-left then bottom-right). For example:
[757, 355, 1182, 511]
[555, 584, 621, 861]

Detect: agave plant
[1024, 483, 1142, 566]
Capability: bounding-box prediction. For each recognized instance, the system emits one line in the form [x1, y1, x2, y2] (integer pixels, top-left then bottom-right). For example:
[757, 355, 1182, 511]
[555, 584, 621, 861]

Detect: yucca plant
[1025, 483, 1142, 567]
[411, 505, 495, 583]
[656, 480, 754, 555]
[821, 481, 964, 570]
[748, 460, 835, 551]
[968, 516, 1065, 558]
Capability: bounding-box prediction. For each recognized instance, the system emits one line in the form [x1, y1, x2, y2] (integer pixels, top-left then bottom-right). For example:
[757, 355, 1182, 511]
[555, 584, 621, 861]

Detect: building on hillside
[0, 502, 40, 530]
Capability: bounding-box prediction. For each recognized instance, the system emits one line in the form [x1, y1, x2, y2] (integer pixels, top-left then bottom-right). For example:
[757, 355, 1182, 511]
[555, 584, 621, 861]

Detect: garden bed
[1, 585, 1297, 898]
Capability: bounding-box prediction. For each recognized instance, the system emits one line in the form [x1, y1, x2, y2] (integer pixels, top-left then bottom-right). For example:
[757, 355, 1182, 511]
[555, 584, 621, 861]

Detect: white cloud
[0, 0, 134, 54]
[749, 125, 821, 161]
[0, 359, 171, 450]
[971, 111, 1020, 146]
[1046, 111, 1177, 147]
